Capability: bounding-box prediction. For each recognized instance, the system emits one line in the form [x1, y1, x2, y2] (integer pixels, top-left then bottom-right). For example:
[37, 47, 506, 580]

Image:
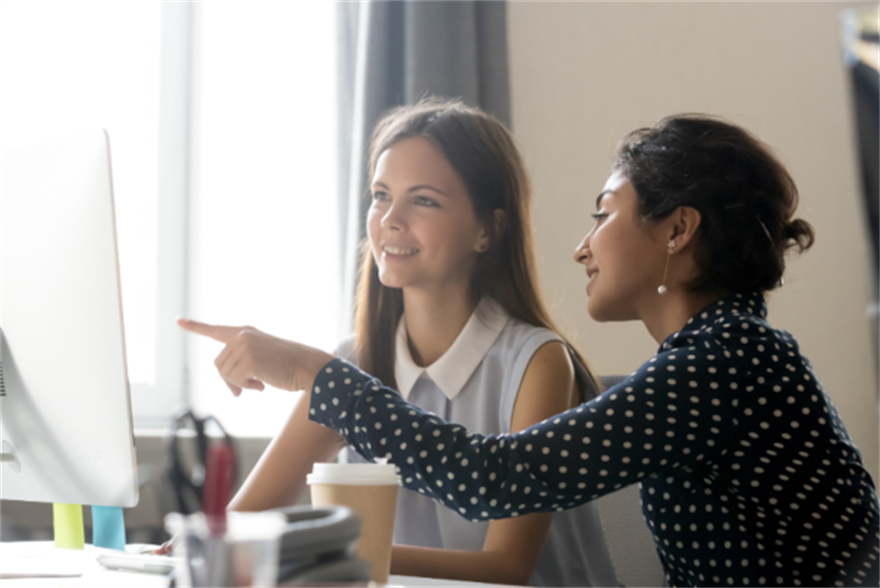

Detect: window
[0, 1, 339, 436]
[187, 2, 339, 435]
[0, 1, 161, 387]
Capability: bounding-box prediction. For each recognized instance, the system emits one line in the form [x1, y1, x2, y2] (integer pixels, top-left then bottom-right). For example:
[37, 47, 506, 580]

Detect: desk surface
[0, 542, 501, 587]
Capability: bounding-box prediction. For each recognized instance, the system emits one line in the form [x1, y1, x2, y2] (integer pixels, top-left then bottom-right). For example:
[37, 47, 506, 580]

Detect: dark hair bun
[615, 114, 815, 294]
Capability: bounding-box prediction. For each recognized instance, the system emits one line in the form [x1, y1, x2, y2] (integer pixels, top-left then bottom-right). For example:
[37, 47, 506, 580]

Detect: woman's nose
[381, 203, 404, 231]
[573, 233, 591, 264]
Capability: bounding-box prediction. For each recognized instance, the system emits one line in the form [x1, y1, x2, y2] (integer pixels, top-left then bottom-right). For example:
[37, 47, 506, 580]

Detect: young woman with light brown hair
[180, 98, 617, 586]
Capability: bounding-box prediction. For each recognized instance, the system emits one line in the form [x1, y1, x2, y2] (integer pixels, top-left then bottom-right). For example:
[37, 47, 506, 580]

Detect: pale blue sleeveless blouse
[339, 299, 618, 587]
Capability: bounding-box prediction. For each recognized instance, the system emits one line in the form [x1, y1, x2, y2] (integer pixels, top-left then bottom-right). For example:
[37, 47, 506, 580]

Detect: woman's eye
[414, 196, 439, 207]
[372, 191, 390, 202]
[591, 213, 609, 224]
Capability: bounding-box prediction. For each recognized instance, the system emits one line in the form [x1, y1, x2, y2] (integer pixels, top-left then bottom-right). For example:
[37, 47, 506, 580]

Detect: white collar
[395, 298, 510, 401]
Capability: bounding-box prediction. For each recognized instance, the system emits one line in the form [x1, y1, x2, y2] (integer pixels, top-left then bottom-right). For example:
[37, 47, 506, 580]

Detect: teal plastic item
[92, 505, 126, 551]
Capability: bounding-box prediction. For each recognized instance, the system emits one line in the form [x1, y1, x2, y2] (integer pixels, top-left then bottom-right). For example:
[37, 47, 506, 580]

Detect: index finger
[177, 318, 242, 344]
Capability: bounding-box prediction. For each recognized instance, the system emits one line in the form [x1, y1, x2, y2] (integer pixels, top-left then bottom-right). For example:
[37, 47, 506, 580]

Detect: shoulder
[488, 319, 569, 389]
[501, 321, 575, 400]
[492, 317, 563, 359]
[501, 318, 596, 398]
[520, 339, 575, 386]
[652, 296, 818, 411]
[510, 338, 577, 430]
[666, 299, 802, 373]
[479, 318, 576, 426]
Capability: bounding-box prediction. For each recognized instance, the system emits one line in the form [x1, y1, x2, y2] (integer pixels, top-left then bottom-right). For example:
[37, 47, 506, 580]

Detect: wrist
[297, 346, 334, 392]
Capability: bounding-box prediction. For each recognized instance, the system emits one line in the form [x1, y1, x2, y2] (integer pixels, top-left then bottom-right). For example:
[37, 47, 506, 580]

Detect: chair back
[594, 376, 667, 587]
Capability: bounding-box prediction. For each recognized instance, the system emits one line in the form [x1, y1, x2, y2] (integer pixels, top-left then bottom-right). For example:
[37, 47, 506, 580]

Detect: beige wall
[508, 1, 878, 481]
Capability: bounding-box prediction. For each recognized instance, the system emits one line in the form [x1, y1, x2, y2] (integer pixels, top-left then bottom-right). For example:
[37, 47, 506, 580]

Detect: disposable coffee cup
[307, 462, 401, 584]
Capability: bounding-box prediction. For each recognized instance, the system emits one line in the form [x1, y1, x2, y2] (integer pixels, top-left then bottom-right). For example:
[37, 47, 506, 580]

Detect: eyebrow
[372, 181, 449, 198]
[595, 190, 612, 210]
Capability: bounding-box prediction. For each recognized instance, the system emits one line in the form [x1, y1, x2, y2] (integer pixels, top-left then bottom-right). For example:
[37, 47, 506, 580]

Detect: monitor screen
[1, 130, 138, 507]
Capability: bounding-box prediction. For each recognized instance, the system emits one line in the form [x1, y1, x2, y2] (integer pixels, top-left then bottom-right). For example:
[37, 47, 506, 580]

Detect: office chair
[594, 375, 667, 588]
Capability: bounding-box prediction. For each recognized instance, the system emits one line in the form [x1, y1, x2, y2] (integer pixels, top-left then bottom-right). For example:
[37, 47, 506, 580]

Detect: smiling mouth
[586, 269, 598, 280]
[383, 245, 420, 256]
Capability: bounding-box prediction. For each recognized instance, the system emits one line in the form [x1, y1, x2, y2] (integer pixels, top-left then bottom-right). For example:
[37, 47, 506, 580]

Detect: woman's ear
[667, 206, 702, 250]
[475, 209, 507, 252]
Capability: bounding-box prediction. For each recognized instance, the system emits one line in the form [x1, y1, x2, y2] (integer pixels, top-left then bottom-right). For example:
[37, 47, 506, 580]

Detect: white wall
[508, 1, 878, 482]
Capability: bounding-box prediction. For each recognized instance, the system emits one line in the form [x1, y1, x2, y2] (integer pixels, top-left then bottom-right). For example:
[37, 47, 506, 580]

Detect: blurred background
[1, 0, 877, 542]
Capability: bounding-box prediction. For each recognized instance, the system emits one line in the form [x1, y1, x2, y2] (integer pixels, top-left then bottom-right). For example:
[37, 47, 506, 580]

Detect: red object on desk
[202, 443, 235, 536]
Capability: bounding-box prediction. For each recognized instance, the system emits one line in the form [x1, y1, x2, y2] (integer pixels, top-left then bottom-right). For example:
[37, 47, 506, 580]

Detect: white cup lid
[306, 462, 402, 486]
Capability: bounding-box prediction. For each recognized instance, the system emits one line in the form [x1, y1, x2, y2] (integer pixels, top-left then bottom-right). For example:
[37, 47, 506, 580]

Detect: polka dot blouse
[309, 293, 880, 587]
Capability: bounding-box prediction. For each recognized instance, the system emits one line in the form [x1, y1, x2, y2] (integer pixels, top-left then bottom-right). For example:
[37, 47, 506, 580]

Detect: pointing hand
[177, 318, 332, 397]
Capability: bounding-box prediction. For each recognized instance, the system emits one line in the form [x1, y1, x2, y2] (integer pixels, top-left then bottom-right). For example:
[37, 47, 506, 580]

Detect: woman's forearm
[391, 544, 534, 586]
[229, 391, 344, 512]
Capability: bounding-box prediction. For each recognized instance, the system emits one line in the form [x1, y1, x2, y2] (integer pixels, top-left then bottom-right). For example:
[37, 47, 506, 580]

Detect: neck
[641, 289, 724, 345]
[402, 284, 479, 367]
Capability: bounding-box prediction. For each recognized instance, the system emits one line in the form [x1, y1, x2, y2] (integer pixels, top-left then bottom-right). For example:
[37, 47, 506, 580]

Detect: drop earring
[658, 239, 675, 295]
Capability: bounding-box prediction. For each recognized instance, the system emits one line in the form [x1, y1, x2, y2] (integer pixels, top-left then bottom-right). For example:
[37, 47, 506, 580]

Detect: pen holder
[166, 511, 286, 587]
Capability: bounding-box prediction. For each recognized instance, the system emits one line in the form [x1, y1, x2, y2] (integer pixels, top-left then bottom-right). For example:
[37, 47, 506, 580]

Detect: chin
[587, 306, 611, 323]
[378, 277, 406, 289]
[586, 297, 608, 322]
[377, 269, 402, 289]
[379, 270, 422, 291]
[587, 296, 631, 323]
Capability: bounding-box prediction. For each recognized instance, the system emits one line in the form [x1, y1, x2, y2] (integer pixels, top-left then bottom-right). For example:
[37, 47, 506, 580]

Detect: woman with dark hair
[179, 99, 616, 586]
[187, 114, 879, 587]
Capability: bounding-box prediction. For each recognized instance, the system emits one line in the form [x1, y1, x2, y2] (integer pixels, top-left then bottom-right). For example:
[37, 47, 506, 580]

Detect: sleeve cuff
[308, 357, 374, 434]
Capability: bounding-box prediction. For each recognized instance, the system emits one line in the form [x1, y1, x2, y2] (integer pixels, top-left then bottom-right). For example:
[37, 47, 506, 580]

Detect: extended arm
[171, 319, 346, 511]
[309, 344, 733, 520]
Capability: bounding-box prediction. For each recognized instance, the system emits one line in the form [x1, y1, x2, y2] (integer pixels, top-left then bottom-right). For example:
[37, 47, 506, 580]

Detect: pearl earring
[658, 239, 675, 295]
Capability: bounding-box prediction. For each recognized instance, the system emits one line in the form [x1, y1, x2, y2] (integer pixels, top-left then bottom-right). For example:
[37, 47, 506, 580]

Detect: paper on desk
[0, 579, 81, 588]
[0, 544, 170, 587]
[0, 548, 86, 578]
[1, 566, 168, 588]
[80, 567, 171, 588]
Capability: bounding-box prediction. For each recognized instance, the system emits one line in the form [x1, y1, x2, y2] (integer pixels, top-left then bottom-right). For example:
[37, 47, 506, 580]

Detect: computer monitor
[0, 130, 139, 508]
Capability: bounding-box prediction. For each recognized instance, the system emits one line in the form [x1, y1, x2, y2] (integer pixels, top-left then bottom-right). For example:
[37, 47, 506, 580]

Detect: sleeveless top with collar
[338, 298, 617, 587]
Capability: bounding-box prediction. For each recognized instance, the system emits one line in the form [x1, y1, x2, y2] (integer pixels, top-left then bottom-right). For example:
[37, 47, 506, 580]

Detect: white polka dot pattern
[310, 293, 880, 587]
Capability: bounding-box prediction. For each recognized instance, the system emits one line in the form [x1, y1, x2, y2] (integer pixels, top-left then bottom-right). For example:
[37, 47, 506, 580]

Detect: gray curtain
[336, 1, 510, 331]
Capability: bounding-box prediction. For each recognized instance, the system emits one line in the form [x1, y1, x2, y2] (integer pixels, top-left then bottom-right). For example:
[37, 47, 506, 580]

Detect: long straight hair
[353, 98, 598, 398]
